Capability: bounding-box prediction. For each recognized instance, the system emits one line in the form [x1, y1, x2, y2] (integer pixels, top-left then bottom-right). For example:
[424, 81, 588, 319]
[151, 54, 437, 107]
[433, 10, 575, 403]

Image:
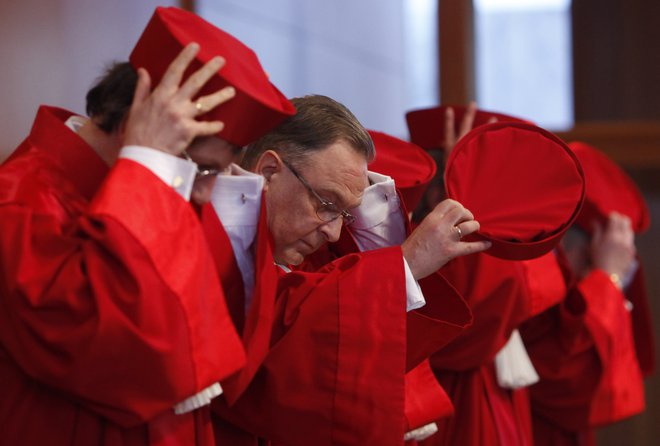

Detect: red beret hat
[445, 122, 585, 260]
[406, 105, 531, 151]
[367, 130, 437, 211]
[568, 141, 650, 234]
[129, 7, 295, 147]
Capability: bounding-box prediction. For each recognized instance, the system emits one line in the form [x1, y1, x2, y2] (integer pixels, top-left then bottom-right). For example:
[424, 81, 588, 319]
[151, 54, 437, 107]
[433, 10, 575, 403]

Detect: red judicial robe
[521, 250, 653, 446]
[201, 196, 472, 445]
[420, 251, 566, 446]
[0, 106, 246, 446]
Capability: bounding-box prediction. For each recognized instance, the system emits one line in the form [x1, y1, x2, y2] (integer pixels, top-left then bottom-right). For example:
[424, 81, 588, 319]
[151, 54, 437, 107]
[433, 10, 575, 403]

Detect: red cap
[568, 141, 650, 234]
[129, 7, 295, 147]
[445, 122, 585, 260]
[368, 130, 437, 211]
[406, 105, 531, 151]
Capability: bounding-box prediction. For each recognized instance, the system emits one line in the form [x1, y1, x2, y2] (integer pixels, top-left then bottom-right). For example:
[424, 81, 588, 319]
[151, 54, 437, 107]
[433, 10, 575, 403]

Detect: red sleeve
[214, 247, 409, 446]
[0, 160, 245, 427]
[523, 269, 645, 431]
[521, 298, 601, 432]
[408, 272, 473, 371]
[578, 270, 645, 425]
[519, 251, 567, 318]
[404, 359, 453, 431]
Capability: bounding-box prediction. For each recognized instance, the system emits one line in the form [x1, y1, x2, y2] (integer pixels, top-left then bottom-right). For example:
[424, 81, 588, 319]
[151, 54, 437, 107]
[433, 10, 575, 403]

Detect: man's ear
[255, 150, 283, 184]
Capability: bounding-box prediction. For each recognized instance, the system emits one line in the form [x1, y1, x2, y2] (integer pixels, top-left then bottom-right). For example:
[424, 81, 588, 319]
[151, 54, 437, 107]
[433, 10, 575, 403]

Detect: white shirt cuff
[404, 422, 439, 441]
[173, 382, 223, 415]
[404, 257, 426, 312]
[493, 329, 539, 389]
[119, 146, 197, 201]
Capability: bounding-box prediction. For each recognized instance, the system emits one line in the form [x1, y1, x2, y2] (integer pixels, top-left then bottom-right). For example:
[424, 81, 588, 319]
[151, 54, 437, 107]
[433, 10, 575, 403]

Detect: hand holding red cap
[124, 43, 235, 155]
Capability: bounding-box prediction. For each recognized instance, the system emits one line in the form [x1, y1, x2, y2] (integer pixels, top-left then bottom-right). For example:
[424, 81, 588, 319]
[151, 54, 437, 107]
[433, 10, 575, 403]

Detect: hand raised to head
[123, 43, 236, 155]
[402, 198, 491, 280]
[591, 211, 636, 282]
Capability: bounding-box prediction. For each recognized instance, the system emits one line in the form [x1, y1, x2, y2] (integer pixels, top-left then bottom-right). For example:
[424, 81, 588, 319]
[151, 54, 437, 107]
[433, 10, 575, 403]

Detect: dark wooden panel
[438, 0, 475, 104]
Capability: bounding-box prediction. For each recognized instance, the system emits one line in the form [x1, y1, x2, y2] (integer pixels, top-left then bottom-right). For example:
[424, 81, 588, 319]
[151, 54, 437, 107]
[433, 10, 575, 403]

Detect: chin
[274, 249, 305, 267]
[286, 252, 305, 266]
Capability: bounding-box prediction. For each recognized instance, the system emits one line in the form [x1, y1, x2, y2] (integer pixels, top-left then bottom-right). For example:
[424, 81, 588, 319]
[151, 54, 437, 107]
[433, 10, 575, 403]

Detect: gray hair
[241, 94, 375, 170]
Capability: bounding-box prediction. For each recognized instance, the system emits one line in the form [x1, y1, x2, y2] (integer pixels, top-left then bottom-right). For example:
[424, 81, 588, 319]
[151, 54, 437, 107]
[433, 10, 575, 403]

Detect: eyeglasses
[182, 150, 222, 178]
[282, 159, 356, 225]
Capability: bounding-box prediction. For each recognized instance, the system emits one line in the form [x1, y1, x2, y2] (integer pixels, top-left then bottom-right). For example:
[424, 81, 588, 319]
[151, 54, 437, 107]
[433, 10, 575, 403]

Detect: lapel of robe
[200, 203, 246, 333]
[222, 197, 279, 405]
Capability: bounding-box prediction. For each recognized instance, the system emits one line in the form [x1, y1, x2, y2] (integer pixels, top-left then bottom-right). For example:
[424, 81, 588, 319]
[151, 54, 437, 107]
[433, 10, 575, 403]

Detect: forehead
[300, 141, 369, 208]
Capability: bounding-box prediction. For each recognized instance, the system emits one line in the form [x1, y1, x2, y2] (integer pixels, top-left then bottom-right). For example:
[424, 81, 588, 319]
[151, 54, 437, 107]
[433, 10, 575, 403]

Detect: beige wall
[0, 0, 178, 160]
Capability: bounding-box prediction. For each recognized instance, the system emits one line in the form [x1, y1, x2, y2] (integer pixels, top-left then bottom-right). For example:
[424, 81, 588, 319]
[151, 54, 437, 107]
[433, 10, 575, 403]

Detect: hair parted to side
[241, 94, 375, 170]
[85, 62, 138, 134]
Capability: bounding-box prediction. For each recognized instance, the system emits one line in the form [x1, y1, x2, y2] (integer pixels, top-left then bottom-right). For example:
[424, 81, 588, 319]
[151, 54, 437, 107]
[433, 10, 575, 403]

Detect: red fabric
[202, 199, 280, 406]
[579, 271, 645, 425]
[368, 130, 437, 211]
[213, 247, 409, 446]
[130, 7, 295, 147]
[430, 254, 531, 371]
[405, 360, 454, 431]
[0, 106, 245, 445]
[445, 122, 585, 260]
[208, 194, 471, 445]
[522, 301, 601, 433]
[420, 366, 531, 446]
[520, 251, 567, 317]
[406, 104, 531, 151]
[423, 252, 538, 446]
[568, 141, 650, 234]
[521, 262, 647, 444]
[627, 264, 656, 375]
[408, 272, 473, 371]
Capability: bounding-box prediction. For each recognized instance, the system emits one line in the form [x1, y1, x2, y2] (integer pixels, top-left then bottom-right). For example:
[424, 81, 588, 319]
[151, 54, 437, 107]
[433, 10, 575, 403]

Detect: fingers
[455, 219, 480, 239]
[444, 107, 456, 152]
[432, 198, 475, 226]
[131, 68, 152, 107]
[459, 240, 492, 256]
[194, 85, 236, 116]
[189, 120, 225, 138]
[158, 43, 201, 92]
[458, 101, 477, 140]
[179, 56, 226, 101]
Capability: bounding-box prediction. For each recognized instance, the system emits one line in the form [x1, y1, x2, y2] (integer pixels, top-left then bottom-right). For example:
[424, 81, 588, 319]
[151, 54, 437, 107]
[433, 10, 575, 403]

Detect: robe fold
[0, 106, 245, 445]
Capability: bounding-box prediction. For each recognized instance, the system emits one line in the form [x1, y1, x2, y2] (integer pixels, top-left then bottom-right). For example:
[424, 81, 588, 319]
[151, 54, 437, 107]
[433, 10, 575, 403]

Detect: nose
[191, 175, 218, 205]
[319, 217, 343, 243]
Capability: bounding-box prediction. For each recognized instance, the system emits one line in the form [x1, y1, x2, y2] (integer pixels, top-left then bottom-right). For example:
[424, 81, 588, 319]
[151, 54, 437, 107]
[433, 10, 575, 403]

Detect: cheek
[268, 196, 316, 244]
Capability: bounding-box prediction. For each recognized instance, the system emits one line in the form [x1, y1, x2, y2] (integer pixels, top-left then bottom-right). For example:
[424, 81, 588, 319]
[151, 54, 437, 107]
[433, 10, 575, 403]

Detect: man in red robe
[0, 7, 294, 446]
[521, 142, 655, 446]
[405, 104, 575, 446]
[202, 96, 490, 445]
